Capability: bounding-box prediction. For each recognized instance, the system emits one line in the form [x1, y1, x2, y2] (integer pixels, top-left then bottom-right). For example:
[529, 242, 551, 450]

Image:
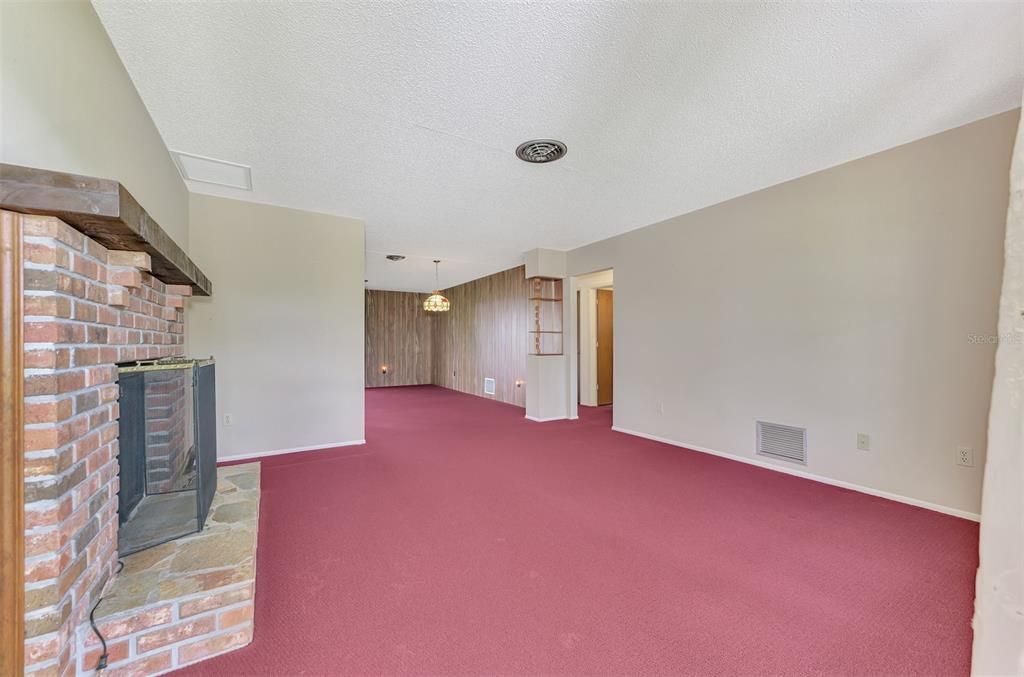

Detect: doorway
[573, 269, 613, 409]
[596, 288, 613, 405]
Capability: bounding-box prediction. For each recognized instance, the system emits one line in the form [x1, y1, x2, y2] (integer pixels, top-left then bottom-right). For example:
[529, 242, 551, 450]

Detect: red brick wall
[143, 369, 192, 493]
[21, 214, 188, 677]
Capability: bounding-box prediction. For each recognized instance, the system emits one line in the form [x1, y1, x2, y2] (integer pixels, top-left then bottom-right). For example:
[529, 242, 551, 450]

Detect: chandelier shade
[423, 292, 450, 312]
[424, 259, 451, 312]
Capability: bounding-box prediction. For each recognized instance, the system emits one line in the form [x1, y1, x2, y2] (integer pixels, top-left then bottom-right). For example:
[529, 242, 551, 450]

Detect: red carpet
[178, 385, 977, 676]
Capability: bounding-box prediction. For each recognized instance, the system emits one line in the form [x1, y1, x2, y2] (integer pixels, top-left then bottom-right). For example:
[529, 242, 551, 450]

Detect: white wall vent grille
[483, 377, 496, 396]
[756, 421, 807, 464]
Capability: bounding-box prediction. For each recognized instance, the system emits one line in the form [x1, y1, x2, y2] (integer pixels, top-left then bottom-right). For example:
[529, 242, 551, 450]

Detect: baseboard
[525, 415, 568, 423]
[610, 426, 980, 522]
[220, 439, 366, 462]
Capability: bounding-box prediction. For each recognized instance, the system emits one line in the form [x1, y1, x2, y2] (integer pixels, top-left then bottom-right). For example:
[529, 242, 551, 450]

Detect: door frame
[596, 288, 614, 406]
[1, 211, 24, 675]
[567, 268, 614, 416]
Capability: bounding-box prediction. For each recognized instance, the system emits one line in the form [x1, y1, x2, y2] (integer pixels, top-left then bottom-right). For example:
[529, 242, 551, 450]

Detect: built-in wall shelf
[528, 277, 563, 355]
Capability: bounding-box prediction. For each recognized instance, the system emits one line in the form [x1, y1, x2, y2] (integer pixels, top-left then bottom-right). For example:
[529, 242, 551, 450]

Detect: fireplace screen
[117, 358, 217, 556]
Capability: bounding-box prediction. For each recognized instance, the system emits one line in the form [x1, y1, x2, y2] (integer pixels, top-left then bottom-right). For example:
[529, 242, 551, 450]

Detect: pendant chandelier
[423, 259, 450, 312]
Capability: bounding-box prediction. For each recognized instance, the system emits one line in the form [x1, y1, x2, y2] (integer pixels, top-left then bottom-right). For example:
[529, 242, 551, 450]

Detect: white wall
[566, 110, 1018, 517]
[187, 194, 365, 458]
[575, 270, 613, 407]
[972, 98, 1024, 677]
[0, 1, 189, 250]
[526, 355, 568, 422]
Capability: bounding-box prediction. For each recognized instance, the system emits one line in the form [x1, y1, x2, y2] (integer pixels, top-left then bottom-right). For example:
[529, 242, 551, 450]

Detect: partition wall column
[973, 98, 1024, 676]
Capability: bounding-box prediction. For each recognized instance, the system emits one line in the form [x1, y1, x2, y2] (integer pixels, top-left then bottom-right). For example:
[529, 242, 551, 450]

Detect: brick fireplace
[18, 212, 254, 676]
[142, 368, 191, 494]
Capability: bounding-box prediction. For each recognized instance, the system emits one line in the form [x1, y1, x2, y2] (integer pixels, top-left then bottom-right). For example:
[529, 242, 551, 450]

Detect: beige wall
[187, 194, 365, 458]
[0, 1, 189, 250]
[567, 110, 1018, 517]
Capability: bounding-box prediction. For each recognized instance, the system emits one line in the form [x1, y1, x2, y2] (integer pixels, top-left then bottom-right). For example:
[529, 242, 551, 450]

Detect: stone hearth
[77, 463, 259, 675]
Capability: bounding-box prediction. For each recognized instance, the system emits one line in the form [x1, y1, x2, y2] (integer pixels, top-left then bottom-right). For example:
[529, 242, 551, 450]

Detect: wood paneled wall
[432, 266, 529, 407]
[365, 290, 434, 387]
[365, 266, 529, 407]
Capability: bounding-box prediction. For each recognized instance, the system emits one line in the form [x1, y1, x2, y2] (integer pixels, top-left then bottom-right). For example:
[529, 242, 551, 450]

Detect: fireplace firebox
[117, 358, 217, 555]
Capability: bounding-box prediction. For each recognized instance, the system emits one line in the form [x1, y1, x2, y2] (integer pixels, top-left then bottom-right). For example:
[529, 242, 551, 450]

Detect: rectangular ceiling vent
[171, 150, 252, 190]
[483, 377, 496, 396]
[756, 421, 807, 465]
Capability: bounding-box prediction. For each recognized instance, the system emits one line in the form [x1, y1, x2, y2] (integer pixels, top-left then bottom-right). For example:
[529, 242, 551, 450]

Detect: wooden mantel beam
[0, 163, 211, 296]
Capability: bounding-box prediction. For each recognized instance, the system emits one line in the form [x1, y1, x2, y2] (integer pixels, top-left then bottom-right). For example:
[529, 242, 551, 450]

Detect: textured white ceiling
[93, 1, 1022, 292]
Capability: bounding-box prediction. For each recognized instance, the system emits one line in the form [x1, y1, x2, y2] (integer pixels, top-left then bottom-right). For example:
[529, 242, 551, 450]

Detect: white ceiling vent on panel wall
[171, 151, 252, 190]
[483, 378, 496, 396]
[756, 421, 807, 464]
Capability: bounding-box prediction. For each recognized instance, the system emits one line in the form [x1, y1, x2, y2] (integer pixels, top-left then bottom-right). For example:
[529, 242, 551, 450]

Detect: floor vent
[483, 378, 496, 396]
[756, 421, 807, 464]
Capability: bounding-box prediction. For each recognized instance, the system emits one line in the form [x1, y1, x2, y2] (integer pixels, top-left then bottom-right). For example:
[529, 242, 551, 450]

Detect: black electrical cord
[89, 560, 124, 671]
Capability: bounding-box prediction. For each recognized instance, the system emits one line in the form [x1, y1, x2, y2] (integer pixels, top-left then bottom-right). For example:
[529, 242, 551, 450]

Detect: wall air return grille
[171, 151, 252, 190]
[756, 421, 807, 464]
[483, 378, 496, 396]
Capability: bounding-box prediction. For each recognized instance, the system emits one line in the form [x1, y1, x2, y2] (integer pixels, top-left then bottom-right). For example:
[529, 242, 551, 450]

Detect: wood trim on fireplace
[0, 163, 212, 296]
[0, 210, 25, 676]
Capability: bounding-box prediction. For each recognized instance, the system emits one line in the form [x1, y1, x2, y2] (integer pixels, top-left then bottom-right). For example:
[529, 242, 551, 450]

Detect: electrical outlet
[856, 433, 870, 451]
[656, 401, 664, 415]
[956, 446, 974, 467]
[223, 414, 233, 427]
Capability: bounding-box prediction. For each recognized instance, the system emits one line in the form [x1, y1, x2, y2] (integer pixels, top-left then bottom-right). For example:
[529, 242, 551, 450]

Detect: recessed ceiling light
[385, 254, 406, 261]
[515, 139, 567, 163]
[170, 150, 252, 190]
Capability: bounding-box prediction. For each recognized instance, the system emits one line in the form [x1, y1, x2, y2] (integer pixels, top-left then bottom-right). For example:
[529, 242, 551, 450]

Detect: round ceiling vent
[515, 139, 567, 164]
[385, 254, 406, 261]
